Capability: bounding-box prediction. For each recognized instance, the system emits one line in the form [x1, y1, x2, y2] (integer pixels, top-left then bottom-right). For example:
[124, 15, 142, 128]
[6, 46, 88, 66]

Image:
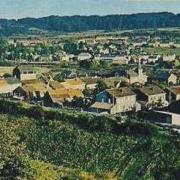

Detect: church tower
[138, 59, 143, 76]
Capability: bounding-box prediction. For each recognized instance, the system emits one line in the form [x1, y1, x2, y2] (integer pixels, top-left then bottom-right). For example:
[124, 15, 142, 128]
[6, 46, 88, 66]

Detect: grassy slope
[0, 114, 109, 179]
[0, 113, 180, 179]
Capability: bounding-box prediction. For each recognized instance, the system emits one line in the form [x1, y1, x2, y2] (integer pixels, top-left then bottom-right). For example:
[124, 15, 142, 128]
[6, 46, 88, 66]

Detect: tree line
[0, 12, 180, 35]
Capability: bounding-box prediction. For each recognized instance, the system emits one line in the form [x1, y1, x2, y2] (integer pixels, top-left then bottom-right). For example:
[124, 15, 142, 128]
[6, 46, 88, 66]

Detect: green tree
[90, 60, 100, 70]
[100, 60, 109, 69]
[3, 73, 12, 78]
[96, 80, 108, 92]
[64, 42, 79, 55]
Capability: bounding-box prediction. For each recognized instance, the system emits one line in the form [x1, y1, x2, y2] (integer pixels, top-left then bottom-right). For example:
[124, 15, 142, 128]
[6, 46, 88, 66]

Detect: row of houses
[90, 85, 169, 114]
[0, 77, 85, 104]
[77, 53, 177, 65]
[0, 65, 85, 106]
[0, 69, 145, 113]
[90, 85, 180, 126]
[1, 65, 180, 115]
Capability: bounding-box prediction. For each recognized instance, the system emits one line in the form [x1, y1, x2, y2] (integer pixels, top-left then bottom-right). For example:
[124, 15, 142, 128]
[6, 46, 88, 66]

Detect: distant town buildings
[0, 32, 180, 126]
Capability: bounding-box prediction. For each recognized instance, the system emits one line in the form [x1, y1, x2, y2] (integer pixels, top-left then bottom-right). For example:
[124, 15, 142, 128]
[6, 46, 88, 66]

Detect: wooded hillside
[0, 12, 180, 35]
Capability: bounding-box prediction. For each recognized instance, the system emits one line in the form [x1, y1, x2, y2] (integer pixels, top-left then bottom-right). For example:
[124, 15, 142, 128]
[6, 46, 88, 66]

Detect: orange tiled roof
[22, 80, 47, 92]
[49, 80, 65, 90]
[48, 88, 84, 102]
[64, 78, 85, 86]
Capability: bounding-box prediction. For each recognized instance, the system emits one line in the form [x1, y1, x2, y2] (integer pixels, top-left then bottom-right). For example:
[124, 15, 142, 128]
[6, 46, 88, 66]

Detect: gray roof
[91, 102, 113, 110]
[139, 86, 165, 96]
[107, 88, 135, 98]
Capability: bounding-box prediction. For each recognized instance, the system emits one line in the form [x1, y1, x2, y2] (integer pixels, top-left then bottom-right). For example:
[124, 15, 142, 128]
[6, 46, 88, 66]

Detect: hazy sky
[0, 0, 179, 19]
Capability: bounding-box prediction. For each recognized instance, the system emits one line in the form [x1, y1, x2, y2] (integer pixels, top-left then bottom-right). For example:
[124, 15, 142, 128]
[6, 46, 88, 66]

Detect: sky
[0, 0, 179, 19]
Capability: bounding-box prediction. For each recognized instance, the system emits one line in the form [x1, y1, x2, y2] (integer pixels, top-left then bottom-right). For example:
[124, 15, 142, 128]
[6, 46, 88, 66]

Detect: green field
[0, 100, 180, 179]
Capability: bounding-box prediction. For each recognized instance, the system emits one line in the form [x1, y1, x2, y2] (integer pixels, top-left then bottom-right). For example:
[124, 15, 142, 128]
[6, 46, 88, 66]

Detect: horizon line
[0, 11, 179, 21]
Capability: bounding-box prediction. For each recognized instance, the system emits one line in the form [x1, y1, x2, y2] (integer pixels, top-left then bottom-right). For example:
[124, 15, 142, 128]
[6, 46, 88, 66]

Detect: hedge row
[0, 99, 156, 136]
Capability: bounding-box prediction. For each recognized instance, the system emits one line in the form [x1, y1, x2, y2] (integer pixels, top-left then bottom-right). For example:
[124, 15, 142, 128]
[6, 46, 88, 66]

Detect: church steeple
[138, 59, 143, 76]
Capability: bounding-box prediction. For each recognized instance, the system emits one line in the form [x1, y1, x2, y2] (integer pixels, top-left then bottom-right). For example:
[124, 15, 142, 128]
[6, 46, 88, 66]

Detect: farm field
[0, 103, 180, 179]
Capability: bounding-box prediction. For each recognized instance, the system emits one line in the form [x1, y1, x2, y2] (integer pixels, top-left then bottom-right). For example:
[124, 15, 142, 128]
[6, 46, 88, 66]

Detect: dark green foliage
[0, 12, 180, 36]
[27, 106, 44, 119]
[63, 42, 79, 54]
[13, 13, 180, 32]
[3, 73, 12, 78]
[0, 99, 157, 136]
[0, 156, 32, 180]
[3, 113, 179, 179]
[54, 70, 72, 82]
[96, 80, 108, 93]
[0, 99, 179, 179]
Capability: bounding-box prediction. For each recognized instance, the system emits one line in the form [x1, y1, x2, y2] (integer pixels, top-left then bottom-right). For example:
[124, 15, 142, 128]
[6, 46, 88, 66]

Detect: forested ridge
[0, 12, 180, 35]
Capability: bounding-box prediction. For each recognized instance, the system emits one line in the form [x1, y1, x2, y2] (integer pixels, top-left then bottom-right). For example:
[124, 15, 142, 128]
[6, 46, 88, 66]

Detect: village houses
[13, 79, 47, 102]
[13, 65, 38, 81]
[0, 78, 21, 97]
[135, 86, 168, 109]
[61, 78, 86, 90]
[44, 88, 84, 107]
[165, 86, 180, 103]
[90, 87, 141, 114]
